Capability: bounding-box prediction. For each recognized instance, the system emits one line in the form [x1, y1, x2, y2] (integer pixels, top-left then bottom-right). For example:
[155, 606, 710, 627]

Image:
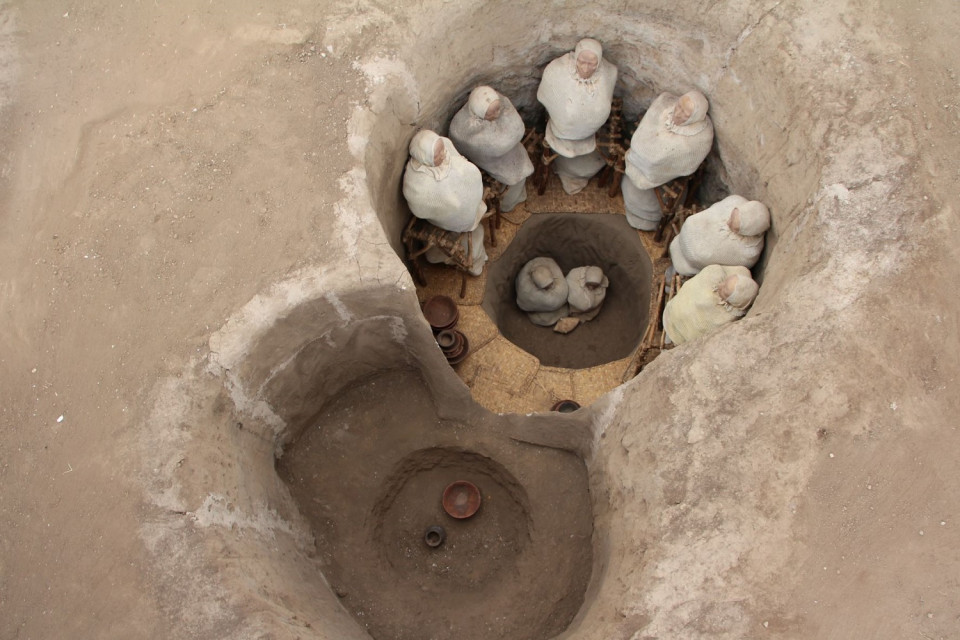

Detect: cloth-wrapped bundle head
[574, 38, 603, 79]
[531, 265, 556, 290]
[668, 194, 767, 275]
[448, 88, 533, 188]
[516, 257, 569, 313]
[566, 265, 609, 318]
[408, 129, 449, 179]
[536, 38, 617, 155]
[673, 90, 710, 127]
[468, 85, 501, 121]
[719, 273, 760, 310]
[584, 266, 606, 288]
[728, 200, 771, 236]
[403, 129, 485, 232]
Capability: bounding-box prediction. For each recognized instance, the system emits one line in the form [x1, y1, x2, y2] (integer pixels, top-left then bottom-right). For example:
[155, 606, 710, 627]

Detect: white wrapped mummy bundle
[537, 38, 618, 159]
[662, 264, 759, 345]
[669, 195, 771, 276]
[402, 130, 487, 233]
[516, 257, 570, 327]
[622, 91, 714, 230]
[448, 86, 534, 212]
[624, 91, 714, 190]
[566, 266, 609, 322]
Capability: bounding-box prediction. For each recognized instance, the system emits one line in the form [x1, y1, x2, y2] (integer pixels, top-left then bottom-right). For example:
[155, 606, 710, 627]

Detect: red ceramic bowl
[423, 296, 459, 332]
[442, 480, 481, 519]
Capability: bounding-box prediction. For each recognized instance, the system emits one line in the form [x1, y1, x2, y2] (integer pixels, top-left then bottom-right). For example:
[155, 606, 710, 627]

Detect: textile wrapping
[669, 195, 769, 276]
[554, 150, 606, 195]
[448, 89, 534, 186]
[662, 264, 758, 345]
[537, 40, 617, 157]
[566, 266, 609, 321]
[624, 92, 714, 190]
[621, 178, 661, 230]
[402, 130, 486, 233]
[516, 257, 569, 313]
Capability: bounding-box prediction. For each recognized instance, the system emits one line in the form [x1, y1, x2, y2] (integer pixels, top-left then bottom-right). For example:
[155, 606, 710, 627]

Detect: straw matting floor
[413, 173, 673, 415]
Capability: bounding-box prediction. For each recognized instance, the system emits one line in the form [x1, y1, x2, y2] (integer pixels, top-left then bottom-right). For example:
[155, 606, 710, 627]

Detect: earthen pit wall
[154, 1, 935, 637]
[356, 2, 924, 638]
[226, 3, 822, 636]
[363, 0, 824, 292]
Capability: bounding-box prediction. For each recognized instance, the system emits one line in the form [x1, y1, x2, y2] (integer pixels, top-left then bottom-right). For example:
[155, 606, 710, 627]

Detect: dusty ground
[1, 1, 959, 640]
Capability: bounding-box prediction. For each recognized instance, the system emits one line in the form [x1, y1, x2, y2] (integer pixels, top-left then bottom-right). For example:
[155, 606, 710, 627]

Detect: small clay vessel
[423, 295, 459, 332]
[551, 399, 581, 413]
[445, 333, 470, 364]
[424, 525, 446, 548]
[436, 330, 457, 350]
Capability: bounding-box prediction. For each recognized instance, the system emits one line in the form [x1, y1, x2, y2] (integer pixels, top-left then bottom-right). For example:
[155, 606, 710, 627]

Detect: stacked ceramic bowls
[436, 329, 469, 365]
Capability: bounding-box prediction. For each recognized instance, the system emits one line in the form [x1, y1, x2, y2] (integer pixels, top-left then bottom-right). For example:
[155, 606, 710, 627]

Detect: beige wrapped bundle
[669, 195, 770, 276]
[662, 265, 758, 345]
[402, 130, 486, 233]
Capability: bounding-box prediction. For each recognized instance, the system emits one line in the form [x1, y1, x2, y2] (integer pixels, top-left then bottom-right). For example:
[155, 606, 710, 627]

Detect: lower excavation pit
[278, 370, 593, 640]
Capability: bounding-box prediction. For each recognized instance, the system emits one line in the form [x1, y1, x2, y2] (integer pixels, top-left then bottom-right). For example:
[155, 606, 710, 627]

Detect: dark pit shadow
[482, 213, 652, 368]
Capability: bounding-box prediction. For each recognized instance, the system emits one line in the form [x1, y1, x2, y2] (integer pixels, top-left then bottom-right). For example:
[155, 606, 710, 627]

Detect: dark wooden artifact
[481, 174, 502, 248]
[596, 97, 627, 197]
[653, 163, 705, 243]
[402, 217, 476, 299]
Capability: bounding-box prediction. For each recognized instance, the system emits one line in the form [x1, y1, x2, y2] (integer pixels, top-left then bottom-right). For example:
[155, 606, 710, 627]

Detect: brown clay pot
[423, 295, 459, 332]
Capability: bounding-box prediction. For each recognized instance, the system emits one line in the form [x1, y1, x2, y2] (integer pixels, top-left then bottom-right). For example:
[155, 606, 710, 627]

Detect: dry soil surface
[1, 1, 960, 640]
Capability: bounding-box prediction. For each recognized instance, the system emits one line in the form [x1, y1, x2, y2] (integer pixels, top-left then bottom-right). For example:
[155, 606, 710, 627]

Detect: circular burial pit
[483, 213, 652, 369]
[142, 0, 933, 637]
[277, 370, 593, 640]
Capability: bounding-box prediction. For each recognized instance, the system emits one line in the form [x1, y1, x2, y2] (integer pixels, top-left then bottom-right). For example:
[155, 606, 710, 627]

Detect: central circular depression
[483, 213, 652, 369]
[278, 369, 593, 640]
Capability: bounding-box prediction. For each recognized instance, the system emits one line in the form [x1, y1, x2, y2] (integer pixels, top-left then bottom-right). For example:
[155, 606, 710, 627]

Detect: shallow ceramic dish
[423, 295, 459, 332]
[442, 480, 481, 519]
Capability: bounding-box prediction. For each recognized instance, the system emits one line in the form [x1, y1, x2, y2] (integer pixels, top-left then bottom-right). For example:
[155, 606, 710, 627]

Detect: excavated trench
[149, 2, 894, 638]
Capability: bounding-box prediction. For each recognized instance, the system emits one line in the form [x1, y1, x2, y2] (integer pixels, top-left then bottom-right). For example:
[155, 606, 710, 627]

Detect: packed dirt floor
[279, 370, 592, 640]
[1, 1, 960, 640]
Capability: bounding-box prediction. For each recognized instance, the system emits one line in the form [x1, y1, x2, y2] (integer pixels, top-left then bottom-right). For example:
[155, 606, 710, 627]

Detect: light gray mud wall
[138, 1, 960, 639]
